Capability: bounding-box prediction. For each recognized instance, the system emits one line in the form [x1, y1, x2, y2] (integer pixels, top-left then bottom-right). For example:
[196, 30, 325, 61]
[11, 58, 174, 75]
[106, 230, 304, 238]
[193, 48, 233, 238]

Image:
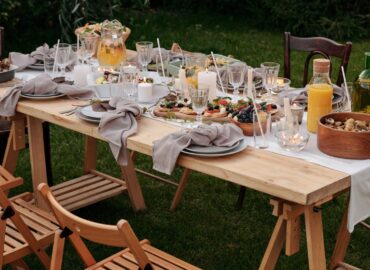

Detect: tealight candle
[138, 82, 153, 103]
[73, 64, 91, 86]
[198, 69, 217, 100]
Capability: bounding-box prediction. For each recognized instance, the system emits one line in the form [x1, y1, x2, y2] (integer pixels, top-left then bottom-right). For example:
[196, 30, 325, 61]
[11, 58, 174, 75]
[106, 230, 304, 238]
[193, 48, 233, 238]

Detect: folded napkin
[0, 74, 94, 117]
[153, 123, 244, 175]
[10, 44, 53, 71]
[98, 97, 142, 166]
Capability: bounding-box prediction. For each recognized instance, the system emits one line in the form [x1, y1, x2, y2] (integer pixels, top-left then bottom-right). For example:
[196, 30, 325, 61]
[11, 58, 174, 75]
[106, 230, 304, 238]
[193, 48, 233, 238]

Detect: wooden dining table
[0, 83, 351, 270]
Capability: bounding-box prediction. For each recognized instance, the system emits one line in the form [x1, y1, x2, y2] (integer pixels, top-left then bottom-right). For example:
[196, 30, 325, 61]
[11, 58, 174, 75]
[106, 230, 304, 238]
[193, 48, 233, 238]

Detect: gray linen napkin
[10, 44, 53, 71]
[153, 123, 244, 175]
[0, 74, 94, 117]
[98, 97, 142, 166]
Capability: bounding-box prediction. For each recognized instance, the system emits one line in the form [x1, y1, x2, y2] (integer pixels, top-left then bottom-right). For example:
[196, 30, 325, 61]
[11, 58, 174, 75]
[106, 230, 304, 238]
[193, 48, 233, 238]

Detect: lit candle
[138, 81, 153, 103]
[73, 64, 91, 86]
[174, 78, 181, 90]
[198, 69, 217, 99]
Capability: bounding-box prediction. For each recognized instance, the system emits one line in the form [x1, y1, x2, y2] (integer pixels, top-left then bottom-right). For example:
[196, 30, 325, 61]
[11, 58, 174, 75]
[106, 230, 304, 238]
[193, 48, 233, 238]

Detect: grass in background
[5, 8, 370, 270]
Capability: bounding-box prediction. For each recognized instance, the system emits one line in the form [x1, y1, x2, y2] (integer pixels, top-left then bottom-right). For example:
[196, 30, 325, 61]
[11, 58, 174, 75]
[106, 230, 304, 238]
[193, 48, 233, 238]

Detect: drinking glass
[154, 50, 170, 78]
[253, 111, 271, 149]
[56, 43, 71, 76]
[136, 41, 153, 72]
[228, 62, 247, 101]
[261, 62, 280, 100]
[121, 65, 138, 100]
[190, 87, 209, 126]
[43, 56, 55, 76]
[81, 36, 99, 65]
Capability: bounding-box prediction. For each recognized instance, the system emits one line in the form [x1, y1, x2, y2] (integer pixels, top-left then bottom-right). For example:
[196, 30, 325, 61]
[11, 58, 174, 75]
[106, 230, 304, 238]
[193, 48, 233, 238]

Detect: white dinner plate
[80, 105, 103, 119]
[28, 64, 45, 70]
[75, 109, 100, 124]
[182, 139, 247, 157]
[20, 92, 65, 100]
[185, 139, 242, 154]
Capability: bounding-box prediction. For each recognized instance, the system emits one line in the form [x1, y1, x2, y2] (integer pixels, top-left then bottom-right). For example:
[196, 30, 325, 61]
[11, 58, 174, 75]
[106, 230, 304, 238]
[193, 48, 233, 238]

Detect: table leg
[120, 151, 146, 211]
[83, 135, 97, 173]
[329, 202, 351, 270]
[259, 215, 286, 270]
[2, 119, 25, 174]
[170, 168, 191, 211]
[27, 116, 49, 211]
[305, 205, 326, 270]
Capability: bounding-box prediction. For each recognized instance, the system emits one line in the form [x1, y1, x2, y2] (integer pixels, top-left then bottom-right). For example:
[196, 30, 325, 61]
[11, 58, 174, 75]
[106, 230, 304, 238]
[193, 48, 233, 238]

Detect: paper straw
[77, 34, 80, 63]
[53, 39, 60, 73]
[250, 89, 266, 142]
[341, 66, 352, 111]
[156, 38, 165, 77]
[211, 51, 226, 94]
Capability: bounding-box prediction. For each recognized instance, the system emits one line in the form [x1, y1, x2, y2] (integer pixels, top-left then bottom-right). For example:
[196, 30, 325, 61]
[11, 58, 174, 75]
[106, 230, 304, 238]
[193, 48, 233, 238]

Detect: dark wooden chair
[284, 32, 352, 86]
[0, 26, 4, 59]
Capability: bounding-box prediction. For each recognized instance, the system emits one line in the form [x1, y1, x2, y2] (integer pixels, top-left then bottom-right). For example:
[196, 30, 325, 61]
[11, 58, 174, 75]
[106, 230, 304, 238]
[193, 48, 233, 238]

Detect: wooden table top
[0, 86, 351, 205]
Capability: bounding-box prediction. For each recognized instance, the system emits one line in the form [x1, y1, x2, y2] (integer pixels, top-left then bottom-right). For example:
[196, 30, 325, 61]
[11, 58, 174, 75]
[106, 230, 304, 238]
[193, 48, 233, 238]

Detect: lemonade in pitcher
[97, 20, 127, 69]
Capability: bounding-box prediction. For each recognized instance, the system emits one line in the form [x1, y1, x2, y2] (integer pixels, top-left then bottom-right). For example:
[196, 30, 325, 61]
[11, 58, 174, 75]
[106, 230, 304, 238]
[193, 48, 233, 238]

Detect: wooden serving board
[153, 107, 230, 123]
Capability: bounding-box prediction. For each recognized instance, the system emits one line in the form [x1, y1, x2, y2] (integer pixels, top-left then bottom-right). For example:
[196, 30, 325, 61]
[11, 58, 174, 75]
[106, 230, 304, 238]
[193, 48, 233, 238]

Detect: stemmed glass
[190, 87, 209, 127]
[56, 43, 71, 76]
[80, 36, 99, 65]
[136, 41, 153, 72]
[261, 62, 280, 100]
[228, 62, 247, 101]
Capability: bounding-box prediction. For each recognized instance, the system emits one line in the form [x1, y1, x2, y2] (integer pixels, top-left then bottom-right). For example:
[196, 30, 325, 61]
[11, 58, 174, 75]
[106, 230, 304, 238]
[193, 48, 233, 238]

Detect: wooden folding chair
[38, 183, 201, 270]
[0, 165, 59, 269]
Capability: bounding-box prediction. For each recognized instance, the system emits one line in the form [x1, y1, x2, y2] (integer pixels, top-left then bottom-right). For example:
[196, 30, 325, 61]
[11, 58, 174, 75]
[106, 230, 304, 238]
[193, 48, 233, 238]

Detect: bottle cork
[313, 59, 330, 73]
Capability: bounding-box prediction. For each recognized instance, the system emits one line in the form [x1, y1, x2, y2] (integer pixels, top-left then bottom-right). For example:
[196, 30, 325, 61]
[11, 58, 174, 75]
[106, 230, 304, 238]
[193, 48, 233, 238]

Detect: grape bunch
[235, 105, 254, 123]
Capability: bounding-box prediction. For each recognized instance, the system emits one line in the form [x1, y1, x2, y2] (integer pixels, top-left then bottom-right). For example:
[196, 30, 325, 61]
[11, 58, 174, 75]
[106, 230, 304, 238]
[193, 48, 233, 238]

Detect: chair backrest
[0, 27, 4, 59]
[38, 183, 152, 270]
[284, 32, 352, 86]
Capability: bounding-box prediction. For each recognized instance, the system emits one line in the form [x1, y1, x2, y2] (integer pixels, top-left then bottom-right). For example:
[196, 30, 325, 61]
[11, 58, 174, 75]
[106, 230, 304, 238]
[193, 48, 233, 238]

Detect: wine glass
[190, 86, 209, 127]
[56, 43, 71, 76]
[261, 62, 280, 100]
[81, 36, 99, 65]
[136, 41, 153, 72]
[228, 62, 247, 101]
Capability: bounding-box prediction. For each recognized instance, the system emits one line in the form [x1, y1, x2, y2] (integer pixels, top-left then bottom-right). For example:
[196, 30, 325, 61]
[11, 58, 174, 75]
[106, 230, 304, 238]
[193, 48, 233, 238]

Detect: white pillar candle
[198, 70, 217, 100]
[73, 64, 91, 86]
[174, 78, 181, 90]
[247, 68, 253, 98]
[122, 64, 138, 74]
[178, 67, 188, 98]
[138, 82, 153, 103]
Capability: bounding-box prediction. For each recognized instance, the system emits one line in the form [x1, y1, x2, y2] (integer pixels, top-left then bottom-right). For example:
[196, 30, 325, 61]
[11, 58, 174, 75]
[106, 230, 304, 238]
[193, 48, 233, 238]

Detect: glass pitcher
[97, 19, 127, 70]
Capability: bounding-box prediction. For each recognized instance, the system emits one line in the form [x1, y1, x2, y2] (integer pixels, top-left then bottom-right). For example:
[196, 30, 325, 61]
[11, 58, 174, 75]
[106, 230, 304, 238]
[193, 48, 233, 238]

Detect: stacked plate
[182, 139, 247, 157]
[76, 105, 103, 123]
[20, 92, 65, 100]
[28, 62, 44, 70]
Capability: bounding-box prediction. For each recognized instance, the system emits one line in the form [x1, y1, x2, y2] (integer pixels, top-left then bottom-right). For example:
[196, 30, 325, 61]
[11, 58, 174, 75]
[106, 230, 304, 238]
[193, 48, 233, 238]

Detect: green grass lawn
[5, 8, 370, 270]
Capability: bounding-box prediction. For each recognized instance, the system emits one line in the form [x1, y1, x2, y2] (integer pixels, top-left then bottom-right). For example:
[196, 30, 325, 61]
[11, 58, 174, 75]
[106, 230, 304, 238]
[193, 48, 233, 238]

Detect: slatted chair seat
[38, 183, 201, 270]
[87, 240, 199, 270]
[0, 165, 58, 269]
[2, 194, 59, 266]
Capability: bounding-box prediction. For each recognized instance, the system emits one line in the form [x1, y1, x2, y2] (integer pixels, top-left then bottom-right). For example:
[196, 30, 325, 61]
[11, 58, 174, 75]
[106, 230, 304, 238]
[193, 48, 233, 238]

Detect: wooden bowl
[317, 112, 370, 159]
[230, 112, 268, 136]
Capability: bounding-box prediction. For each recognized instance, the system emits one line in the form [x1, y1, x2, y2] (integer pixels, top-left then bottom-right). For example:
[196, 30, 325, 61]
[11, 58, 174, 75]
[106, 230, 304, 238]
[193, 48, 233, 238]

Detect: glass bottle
[352, 52, 370, 113]
[97, 20, 126, 70]
[307, 59, 333, 133]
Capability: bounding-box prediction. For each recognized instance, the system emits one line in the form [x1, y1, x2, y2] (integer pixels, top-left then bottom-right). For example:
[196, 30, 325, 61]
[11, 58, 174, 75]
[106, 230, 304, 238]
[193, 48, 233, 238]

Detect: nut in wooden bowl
[317, 112, 370, 159]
